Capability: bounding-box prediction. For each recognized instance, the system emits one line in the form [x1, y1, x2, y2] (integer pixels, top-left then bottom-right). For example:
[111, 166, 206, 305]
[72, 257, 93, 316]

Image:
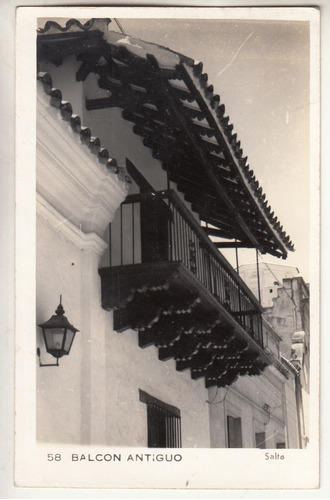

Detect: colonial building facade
[240, 262, 310, 448]
[36, 18, 304, 448]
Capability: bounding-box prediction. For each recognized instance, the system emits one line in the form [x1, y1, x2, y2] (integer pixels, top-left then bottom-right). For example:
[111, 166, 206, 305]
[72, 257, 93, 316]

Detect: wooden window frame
[226, 414, 243, 448]
[255, 431, 266, 449]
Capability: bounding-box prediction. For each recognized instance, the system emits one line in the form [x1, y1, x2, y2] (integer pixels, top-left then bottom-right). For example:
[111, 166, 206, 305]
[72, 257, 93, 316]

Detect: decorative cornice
[37, 193, 108, 256]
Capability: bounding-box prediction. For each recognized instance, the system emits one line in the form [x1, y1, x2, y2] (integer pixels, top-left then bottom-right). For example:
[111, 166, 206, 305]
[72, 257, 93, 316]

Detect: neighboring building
[208, 316, 299, 449]
[240, 262, 310, 448]
[36, 18, 302, 448]
[239, 262, 300, 308]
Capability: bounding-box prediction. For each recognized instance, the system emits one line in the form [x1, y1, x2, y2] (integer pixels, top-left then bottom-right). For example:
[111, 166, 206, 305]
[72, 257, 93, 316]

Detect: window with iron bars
[139, 390, 182, 448]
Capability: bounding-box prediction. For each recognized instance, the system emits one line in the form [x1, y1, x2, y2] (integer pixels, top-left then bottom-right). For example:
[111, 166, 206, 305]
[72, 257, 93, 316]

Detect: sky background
[113, 18, 311, 281]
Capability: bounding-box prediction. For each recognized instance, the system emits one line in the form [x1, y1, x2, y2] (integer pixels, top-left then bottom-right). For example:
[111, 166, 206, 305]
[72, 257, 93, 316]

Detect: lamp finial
[56, 295, 65, 315]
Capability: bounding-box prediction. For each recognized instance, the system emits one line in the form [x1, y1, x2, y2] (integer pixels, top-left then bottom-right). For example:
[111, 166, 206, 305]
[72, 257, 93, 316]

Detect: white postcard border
[11, 3, 323, 495]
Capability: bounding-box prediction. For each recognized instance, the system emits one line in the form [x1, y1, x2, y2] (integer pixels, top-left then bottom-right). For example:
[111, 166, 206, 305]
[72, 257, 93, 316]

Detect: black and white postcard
[13, 4, 321, 492]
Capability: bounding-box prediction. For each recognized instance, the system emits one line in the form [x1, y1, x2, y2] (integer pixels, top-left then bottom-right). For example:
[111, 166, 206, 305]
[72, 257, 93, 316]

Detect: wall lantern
[37, 295, 79, 367]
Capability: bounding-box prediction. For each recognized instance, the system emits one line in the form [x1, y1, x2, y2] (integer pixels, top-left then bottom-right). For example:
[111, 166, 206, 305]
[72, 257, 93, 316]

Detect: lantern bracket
[37, 347, 59, 367]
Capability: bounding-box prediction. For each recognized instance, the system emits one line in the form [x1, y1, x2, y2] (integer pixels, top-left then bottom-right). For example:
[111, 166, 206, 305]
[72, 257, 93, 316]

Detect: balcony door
[126, 159, 172, 263]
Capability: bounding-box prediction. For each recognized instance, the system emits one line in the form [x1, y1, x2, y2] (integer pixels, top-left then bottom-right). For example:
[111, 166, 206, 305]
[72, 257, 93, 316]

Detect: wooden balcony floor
[99, 261, 271, 388]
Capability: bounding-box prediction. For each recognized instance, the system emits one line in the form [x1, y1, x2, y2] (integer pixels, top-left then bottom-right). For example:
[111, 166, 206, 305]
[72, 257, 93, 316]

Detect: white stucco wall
[36, 76, 211, 447]
[36, 211, 83, 443]
[36, 54, 298, 450]
[36, 195, 211, 446]
[209, 366, 299, 449]
[103, 322, 211, 447]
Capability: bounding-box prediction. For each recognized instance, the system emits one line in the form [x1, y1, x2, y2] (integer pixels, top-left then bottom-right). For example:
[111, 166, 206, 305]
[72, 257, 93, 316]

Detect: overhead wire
[114, 18, 126, 35]
[256, 250, 297, 306]
[206, 385, 229, 405]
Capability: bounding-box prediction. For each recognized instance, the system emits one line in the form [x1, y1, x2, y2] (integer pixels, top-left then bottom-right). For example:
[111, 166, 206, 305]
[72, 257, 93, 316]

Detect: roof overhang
[37, 18, 294, 259]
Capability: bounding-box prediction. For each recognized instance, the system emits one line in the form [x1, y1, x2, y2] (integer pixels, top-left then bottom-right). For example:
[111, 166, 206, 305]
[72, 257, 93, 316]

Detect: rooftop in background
[239, 262, 303, 308]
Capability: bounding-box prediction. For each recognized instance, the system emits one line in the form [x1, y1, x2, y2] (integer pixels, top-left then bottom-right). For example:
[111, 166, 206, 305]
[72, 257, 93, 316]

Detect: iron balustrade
[109, 189, 263, 345]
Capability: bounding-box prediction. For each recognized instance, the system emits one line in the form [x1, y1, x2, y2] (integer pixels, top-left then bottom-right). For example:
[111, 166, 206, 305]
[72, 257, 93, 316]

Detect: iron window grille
[139, 390, 182, 448]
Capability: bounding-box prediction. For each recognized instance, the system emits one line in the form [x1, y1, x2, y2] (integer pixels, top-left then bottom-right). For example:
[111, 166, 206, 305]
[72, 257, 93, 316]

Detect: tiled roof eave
[37, 18, 111, 35]
[36, 21, 294, 258]
[181, 61, 293, 256]
[37, 71, 130, 186]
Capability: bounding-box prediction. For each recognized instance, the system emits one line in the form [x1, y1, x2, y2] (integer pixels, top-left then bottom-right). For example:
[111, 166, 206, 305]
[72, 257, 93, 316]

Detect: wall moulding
[37, 86, 128, 237]
[37, 193, 108, 256]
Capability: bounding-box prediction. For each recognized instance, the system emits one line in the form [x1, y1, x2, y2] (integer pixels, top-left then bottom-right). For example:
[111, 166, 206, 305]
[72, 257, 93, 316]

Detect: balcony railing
[109, 189, 263, 345]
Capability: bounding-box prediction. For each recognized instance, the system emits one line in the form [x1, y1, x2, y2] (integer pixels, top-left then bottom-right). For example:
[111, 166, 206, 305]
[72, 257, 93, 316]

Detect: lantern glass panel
[63, 329, 76, 354]
[44, 328, 65, 352]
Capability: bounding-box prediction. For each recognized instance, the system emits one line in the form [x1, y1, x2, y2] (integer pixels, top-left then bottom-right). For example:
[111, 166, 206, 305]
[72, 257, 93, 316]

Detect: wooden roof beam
[214, 241, 254, 249]
[181, 64, 289, 258]
[160, 79, 260, 249]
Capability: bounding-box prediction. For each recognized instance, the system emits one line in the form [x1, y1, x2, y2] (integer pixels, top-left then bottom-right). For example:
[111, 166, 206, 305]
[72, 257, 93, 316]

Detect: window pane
[44, 328, 64, 350]
[227, 415, 242, 448]
[255, 431, 266, 449]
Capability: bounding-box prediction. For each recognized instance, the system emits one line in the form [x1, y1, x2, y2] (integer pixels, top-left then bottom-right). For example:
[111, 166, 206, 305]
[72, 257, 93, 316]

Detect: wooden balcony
[99, 190, 271, 388]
